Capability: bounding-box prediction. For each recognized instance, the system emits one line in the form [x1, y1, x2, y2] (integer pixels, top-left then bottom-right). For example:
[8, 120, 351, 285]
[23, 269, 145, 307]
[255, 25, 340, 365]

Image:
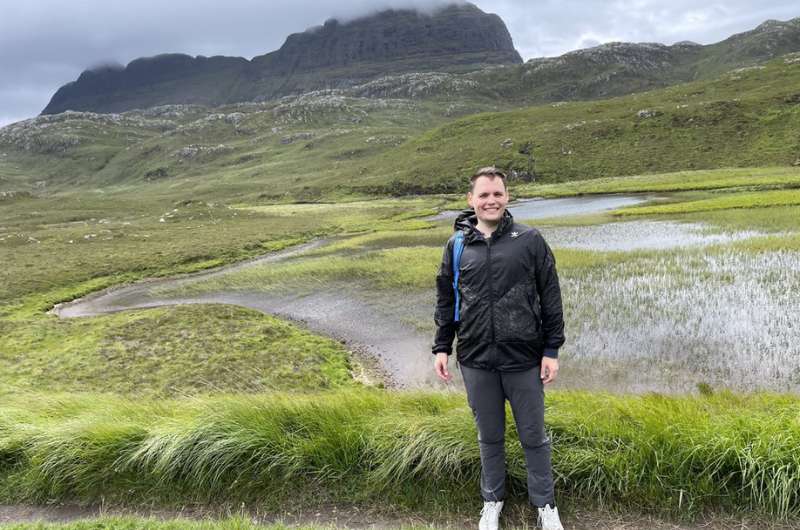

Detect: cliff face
[42, 3, 522, 115]
[252, 3, 520, 74]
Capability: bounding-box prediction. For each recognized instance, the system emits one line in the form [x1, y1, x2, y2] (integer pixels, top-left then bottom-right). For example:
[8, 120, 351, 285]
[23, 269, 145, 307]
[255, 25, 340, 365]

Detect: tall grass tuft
[2, 389, 800, 518]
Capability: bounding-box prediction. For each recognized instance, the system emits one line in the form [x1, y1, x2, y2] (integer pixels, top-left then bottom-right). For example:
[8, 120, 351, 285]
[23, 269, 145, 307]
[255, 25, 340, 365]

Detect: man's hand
[434, 352, 451, 381]
[540, 357, 559, 385]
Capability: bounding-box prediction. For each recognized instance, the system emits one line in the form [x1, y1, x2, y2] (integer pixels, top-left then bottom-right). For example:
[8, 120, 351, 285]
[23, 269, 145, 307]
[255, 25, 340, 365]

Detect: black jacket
[433, 209, 565, 371]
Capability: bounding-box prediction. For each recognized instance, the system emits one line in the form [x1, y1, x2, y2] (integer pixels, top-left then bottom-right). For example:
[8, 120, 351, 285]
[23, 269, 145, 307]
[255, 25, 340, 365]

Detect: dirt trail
[1, 503, 794, 529]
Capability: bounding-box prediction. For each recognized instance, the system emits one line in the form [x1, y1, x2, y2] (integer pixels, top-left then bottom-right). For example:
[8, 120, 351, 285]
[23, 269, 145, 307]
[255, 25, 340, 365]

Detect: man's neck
[476, 219, 500, 238]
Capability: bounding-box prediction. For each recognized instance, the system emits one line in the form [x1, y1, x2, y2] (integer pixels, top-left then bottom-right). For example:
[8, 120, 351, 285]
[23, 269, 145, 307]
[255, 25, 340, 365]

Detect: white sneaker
[537, 504, 563, 530]
[479, 500, 504, 530]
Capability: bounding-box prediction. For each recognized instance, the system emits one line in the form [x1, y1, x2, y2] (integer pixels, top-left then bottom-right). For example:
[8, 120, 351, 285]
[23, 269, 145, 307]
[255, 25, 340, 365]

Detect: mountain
[5, 51, 800, 196]
[468, 16, 800, 104]
[42, 9, 800, 116]
[41, 2, 522, 115]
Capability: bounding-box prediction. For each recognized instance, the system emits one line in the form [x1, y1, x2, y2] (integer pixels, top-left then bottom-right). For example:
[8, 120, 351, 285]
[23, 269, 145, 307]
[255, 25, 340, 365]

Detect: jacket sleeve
[432, 237, 457, 355]
[532, 233, 565, 358]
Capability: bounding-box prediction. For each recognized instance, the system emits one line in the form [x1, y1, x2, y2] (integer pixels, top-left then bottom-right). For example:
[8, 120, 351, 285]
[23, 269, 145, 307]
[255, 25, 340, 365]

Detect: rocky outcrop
[42, 2, 521, 115]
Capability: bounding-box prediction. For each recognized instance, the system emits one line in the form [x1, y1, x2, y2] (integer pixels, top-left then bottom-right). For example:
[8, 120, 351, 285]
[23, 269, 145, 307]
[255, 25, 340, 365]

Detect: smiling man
[433, 166, 565, 530]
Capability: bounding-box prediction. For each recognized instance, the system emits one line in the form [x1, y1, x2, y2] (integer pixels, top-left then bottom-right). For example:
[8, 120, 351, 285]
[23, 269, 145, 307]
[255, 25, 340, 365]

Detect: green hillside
[3, 54, 800, 200]
[359, 54, 800, 191]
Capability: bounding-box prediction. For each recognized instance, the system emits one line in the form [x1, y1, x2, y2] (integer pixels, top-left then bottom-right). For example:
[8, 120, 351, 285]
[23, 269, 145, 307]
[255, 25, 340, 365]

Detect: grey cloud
[492, 0, 799, 58]
[1, 0, 798, 127]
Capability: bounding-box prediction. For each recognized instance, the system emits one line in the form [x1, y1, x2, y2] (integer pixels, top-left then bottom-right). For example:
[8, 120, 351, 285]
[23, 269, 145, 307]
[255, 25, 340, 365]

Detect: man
[432, 167, 565, 530]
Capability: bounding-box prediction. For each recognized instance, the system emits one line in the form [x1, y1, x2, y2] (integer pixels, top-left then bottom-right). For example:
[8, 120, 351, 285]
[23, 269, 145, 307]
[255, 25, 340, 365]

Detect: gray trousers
[459, 363, 555, 507]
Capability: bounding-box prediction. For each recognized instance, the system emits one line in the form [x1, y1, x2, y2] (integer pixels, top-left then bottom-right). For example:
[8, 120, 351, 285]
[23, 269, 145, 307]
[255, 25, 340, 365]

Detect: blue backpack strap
[452, 231, 465, 322]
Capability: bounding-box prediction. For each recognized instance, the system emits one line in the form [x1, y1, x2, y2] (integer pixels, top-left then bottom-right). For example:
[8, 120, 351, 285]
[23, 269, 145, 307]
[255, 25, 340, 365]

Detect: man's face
[468, 175, 509, 224]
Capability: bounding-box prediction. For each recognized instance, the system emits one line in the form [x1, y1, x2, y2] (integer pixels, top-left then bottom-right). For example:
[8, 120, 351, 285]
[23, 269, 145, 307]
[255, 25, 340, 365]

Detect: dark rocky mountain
[41, 7, 800, 116]
[42, 2, 521, 114]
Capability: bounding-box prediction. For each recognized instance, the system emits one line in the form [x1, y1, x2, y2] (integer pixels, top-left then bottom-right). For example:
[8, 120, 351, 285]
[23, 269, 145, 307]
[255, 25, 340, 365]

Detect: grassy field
[0, 304, 358, 396]
[2, 389, 800, 518]
[0, 192, 446, 312]
[1, 223, 798, 523]
[0, 193, 444, 399]
[3, 169, 798, 397]
[0, 180, 799, 522]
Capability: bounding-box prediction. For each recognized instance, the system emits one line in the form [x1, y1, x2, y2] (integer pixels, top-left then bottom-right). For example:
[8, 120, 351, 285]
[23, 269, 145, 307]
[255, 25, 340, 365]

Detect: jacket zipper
[486, 236, 496, 356]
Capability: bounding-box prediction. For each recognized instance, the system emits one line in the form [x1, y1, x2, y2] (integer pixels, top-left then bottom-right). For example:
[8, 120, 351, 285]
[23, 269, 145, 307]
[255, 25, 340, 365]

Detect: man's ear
[467, 191, 473, 208]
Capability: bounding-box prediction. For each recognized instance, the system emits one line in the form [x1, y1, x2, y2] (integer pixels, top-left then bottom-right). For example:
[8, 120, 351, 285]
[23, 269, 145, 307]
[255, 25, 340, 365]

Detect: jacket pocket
[493, 279, 540, 342]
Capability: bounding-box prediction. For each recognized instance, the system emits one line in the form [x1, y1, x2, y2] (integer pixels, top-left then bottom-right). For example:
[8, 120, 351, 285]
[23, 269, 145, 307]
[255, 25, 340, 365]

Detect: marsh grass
[2, 389, 800, 518]
[151, 214, 800, 393]
[561, 246, 800, 391]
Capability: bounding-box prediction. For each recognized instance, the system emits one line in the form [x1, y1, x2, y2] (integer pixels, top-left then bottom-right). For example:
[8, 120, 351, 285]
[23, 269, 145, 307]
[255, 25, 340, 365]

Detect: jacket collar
[453, 209, 514, 242]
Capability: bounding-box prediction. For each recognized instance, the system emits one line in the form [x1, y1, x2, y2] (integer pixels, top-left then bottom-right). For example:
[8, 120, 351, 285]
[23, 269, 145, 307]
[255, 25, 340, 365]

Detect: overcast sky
[2, 0, 798, 127]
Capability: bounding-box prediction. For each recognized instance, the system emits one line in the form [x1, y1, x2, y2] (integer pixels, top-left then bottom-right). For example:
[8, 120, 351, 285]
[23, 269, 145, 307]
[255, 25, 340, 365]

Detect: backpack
[451, 231, 466, 322]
